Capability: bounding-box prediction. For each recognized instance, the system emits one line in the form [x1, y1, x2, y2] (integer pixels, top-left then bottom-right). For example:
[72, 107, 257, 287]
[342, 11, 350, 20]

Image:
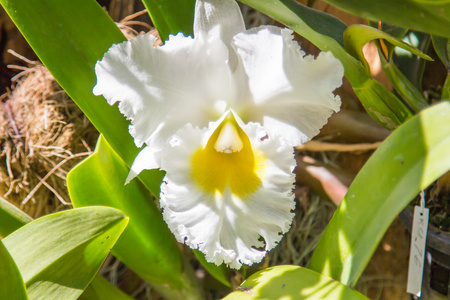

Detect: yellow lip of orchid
[93, 0, 343, 268]
[191, 111, 265, 198]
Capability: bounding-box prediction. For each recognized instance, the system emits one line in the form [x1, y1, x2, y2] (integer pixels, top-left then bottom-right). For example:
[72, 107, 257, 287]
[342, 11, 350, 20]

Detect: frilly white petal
[194, 0, 245, 46]
[233, 26, 344, 145]
[160, 121, 295, 269]
[94, 33, 237, 168]
[194, 0, 247, 72]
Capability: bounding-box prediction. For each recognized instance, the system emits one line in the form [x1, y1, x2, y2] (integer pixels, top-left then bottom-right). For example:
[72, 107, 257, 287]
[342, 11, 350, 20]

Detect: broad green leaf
[322, 0, 450, 38]
[0, 197, 33, 237]
[3, 207, 128, 300]
[239, 0, 411, 128]
[68, 137, 204, 299]
[140, 0, 195, 42]
[308, 101, 450, 287]
[0, 198, 131, 299]
[0, 0, 164, 197]
[0, 240, 28, 300]
[67, 136, 184, 286]
[193, 250, 231, 288]
[223, 265, 368, 300]
[80, 275, 134, 300]
[343, 25, 432, 71]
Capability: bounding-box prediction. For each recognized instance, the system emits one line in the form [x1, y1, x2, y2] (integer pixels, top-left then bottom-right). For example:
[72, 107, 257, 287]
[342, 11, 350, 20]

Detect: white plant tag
[406, 195, 429, 297]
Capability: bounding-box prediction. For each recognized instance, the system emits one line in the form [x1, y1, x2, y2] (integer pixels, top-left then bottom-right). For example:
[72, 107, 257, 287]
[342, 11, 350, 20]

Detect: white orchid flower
[93, 0, 343, 269]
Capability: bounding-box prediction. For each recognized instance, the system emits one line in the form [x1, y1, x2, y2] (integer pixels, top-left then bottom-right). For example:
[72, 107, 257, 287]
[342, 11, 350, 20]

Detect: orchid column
[94, 0, 343, 269]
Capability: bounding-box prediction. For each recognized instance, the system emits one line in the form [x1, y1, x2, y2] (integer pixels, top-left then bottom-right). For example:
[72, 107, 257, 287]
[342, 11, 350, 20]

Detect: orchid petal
[194, 0, 245, 46]
[233, 26, 344, 145]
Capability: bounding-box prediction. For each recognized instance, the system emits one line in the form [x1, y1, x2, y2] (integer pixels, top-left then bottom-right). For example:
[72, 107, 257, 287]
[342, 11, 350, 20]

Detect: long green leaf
[308, 101, 450, 286]
[2, 207, 128, 300]
[0, 197, 33, 238]
[67, 136, 203, 299]
[223, 265, 368, 299]
[239, 0, 411, 129]
[0, 240, 28, 300]
[140, 0, 195, 42]
[322, 0, 450, 38]
[67, 135, 182, 285]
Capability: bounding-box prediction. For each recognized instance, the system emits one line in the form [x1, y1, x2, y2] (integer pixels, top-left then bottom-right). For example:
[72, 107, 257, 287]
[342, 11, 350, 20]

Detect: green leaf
[0, 197, 33, 238]
[67, 136, 183, 285]
[344, 24, 432, 71]
[322, 0, 450, 38]
[0, 198, 131, 299]
[2, 207, 128, 300]
[80, 275, 134, 300]
[223, 265, 368, 299]
[239, 0, 412, 128]
[140, 0, 195, 42]
[270, 0, 348, 47]
[0, 240, 28, 300]
[68, 137, 204, 299]
[193, 250, 231, 288]
[379, 54, 429, 112]
[353, 78, 414, 129]
[308, 101, 450, 286]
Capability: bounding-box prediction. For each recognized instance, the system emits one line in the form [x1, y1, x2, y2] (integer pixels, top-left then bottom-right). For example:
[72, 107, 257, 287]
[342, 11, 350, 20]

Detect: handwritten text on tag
[406, 205, 429, 297]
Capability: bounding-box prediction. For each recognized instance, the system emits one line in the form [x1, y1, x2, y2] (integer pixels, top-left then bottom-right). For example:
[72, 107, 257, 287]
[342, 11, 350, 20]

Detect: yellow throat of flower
[191, 114, 265, 197]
